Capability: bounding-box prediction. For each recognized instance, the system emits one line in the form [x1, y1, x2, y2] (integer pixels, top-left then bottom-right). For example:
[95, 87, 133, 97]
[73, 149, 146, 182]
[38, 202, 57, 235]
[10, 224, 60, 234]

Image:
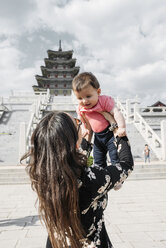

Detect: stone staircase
[116, 98, 166, 161]
[0, 166, 30, 185]
[0, 162, 166, 184]
[0, 94, 166, 184]
[128, 162, 166, 180]
[126, 123, 158, 162]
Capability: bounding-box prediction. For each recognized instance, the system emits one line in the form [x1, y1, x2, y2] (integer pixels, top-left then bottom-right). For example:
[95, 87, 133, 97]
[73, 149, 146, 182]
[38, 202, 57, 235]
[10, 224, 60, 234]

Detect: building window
[63, 90, 67, 96]
[54, 90, 58, 96]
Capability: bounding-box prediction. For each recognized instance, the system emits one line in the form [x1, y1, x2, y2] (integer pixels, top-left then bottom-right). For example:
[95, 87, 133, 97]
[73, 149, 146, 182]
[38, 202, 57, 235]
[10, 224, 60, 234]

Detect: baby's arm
[80, 113, 93, 142]
[76, 106, 92, 140]
[110, 107, 126, 137]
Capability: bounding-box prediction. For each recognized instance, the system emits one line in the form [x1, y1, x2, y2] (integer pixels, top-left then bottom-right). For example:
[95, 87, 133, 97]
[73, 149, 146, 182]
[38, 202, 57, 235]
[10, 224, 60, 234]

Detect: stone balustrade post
[29, 101, 35, 113]
[134, 102, 140, 122]
[18, 122, 26, 165]
[35, 99, 40, 118]
[161, 120, 166, 161]
[0, 97, 3, 105]
[126, 99, 131, 123]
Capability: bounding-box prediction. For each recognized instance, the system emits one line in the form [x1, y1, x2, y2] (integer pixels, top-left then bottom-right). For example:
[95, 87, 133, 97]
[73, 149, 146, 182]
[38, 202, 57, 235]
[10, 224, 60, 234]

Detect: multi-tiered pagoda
[33, 41, 80, 95]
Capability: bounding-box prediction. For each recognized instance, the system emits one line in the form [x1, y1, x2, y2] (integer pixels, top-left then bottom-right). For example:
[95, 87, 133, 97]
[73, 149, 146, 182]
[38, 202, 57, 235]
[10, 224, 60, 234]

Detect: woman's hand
[117, 127, 126, 137]
[100, 111, 116, 123]
[100, 111, 126, 137]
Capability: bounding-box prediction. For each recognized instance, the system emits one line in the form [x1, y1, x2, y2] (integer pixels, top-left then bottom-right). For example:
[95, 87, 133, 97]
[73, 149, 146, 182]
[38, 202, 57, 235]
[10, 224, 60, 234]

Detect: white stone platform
[0, 179, 166, 248]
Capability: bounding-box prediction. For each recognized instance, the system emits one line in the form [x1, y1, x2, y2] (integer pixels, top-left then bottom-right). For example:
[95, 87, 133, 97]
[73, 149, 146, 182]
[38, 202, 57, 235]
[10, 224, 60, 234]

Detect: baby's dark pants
[93, 126, 119, 168]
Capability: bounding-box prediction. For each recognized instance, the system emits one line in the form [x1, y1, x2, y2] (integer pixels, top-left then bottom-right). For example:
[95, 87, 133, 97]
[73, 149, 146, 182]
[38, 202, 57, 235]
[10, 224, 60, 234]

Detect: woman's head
[31, 112, 81, 167]
[23, 112, 87, 248]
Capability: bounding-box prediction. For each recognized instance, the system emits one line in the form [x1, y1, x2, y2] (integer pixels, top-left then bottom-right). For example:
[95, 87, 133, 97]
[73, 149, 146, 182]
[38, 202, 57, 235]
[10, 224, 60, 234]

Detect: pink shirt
[77, 95, 114, 133]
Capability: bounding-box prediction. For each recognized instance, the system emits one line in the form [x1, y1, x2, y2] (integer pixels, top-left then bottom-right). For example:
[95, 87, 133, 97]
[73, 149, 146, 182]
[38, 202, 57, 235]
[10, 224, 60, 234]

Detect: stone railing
[116, 98, 127, 120]
[0, 97, 10, 119]
[18, 90, 51, 163]
[18, 93, 166, 162]
[26, 90, 50, 150]
[3, 91, 37, 104]
[49, 103, 76, 111]
[134, 112, 164, 160]
[140, 106, 166, 115]
[116, 97, 166, 161]
[116, 97, 141, 123]
[46, 95, 76, 112]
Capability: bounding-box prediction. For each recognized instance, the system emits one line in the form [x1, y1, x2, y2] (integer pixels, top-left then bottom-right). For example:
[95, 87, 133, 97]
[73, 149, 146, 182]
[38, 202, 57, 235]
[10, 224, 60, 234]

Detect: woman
[21, 112, 134, 248]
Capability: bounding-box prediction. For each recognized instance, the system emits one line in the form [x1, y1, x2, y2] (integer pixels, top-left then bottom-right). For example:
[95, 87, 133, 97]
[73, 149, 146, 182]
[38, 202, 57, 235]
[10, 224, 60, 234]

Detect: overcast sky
[0, 0, 166, 105]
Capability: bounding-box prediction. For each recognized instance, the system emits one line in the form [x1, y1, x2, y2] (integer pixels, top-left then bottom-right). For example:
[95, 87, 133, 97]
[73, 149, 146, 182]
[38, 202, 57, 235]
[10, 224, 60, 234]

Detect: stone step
[0, 178, 30, 185]
[0, 166, 30, 184]
[0, 162, 166, 184]
[0, 168, 27, 173]
[0, 163, 166, 184]
[134, 163, 166, 169]
[128, 172, 166, 180]
[128, 162, 166, 180]
[0, 173, 28, 178]
[133, 168, 166, 173]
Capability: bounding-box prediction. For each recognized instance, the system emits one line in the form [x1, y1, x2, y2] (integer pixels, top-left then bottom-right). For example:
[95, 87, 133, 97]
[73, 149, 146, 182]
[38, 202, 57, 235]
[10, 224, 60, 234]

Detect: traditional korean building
[150, 101, 166, 107]
[32, 41, 80, 95]
[143, 100, 166, 112]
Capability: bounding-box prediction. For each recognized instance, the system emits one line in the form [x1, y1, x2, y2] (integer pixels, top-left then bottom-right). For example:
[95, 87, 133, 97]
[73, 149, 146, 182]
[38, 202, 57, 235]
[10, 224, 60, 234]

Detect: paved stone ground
[0, 179, 166, 248]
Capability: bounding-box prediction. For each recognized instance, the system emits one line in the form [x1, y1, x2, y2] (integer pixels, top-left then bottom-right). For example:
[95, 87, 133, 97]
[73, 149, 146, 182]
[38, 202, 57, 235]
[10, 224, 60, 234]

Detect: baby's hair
[72, 72, 100, 92]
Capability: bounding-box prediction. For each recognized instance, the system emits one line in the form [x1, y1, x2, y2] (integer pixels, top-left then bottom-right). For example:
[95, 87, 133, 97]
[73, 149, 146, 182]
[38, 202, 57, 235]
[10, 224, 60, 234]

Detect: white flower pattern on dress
[79, 136, 133, 248]
[117, 143, 122, 152]
[101, 198, 107, 210]
[87, 167, 96, 180]
[91, 200, 98, 211]
[87, 221, 96, 237]
[114, 163, 122, 171]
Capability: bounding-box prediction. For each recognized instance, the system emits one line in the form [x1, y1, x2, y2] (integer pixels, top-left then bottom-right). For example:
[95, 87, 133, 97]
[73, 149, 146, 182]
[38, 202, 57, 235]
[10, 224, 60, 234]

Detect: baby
[72, 72, 126, 189]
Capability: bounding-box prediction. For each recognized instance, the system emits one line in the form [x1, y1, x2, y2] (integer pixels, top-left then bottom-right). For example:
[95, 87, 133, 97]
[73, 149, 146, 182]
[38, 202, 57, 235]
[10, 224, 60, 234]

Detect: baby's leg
[107, 135, 119, 165]
[93, 134, 107, 168]
[107, 135, 123, 190]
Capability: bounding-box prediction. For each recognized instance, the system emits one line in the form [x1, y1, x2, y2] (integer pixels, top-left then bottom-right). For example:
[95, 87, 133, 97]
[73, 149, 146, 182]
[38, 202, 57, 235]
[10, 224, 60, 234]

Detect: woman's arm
[82, 136, 134, 200]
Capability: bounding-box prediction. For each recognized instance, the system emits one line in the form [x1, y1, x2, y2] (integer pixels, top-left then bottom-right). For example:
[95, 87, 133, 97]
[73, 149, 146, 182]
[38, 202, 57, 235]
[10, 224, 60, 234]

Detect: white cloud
[0, 38, 41, 96]
[0, 0, 166, 105]
[0, 0, 37, 35]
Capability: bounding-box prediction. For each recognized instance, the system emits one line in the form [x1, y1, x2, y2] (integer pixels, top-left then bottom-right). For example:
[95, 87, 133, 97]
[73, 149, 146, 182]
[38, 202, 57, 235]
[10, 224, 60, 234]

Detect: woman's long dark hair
[21, 112, 87, 248]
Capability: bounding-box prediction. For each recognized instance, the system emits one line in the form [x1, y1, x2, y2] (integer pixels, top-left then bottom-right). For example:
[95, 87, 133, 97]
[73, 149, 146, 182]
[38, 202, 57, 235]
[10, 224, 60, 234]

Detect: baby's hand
[117, 127, 126, 137]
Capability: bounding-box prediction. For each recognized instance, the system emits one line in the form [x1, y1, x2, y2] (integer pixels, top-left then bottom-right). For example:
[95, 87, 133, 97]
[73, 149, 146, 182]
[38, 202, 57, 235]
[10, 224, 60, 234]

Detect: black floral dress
[46, 136, 134, 248]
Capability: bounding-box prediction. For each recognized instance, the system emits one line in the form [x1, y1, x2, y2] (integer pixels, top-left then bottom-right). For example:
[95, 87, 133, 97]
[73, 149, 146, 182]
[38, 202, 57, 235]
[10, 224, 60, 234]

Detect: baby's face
[74, 85, 101, 109]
